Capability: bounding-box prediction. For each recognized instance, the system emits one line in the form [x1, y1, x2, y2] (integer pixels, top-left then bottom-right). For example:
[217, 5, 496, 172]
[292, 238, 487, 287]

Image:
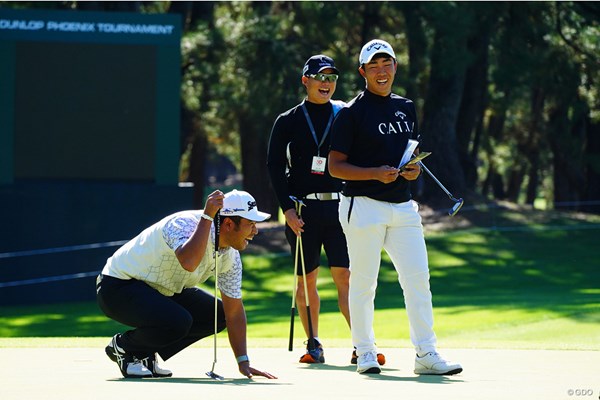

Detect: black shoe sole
[151, 372, 173, 378]
[122, 374, 153, 379]
[359, 367, 381, 374]
[443, 368, 463, 375]
[415, 367, 463, 376]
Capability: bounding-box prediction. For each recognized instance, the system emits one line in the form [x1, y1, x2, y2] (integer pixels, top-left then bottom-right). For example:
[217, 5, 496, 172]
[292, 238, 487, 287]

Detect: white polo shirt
[101, 210, 242, 298]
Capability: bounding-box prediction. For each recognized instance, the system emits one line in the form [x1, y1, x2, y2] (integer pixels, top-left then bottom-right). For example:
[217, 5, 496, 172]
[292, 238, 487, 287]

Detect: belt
[304, 192, 340, 201]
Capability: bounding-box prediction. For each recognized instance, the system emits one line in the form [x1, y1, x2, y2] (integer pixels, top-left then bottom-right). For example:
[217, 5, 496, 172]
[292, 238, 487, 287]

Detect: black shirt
[267, 100, 345, 212]
[329, 90, 419, 203]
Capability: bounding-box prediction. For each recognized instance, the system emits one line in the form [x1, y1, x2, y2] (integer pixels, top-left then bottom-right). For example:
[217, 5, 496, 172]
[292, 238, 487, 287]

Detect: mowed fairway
[0, 206, 599, 399]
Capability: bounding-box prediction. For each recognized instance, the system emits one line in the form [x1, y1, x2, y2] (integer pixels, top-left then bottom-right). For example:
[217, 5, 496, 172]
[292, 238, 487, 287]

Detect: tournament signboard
[0, 8, 181, 184]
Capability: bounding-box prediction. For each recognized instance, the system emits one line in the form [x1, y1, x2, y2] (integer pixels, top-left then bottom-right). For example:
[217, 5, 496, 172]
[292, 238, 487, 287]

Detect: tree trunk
[171, 2, 217, 208]
[188, 130, 208, 208]
[505, 168, 524, 202]
[584, 119, 600, 213]
[524, 86, 545, 205]
[419, 32, 468, 202]
[239, 113, 279, 219]
[455, 21, 491, 191]
[167, 1, 193, 31]
[526, 154, 540, 205]
[401, 4, 427, 101]
[548, 102, 586, 208]
[358, 2, 382, 46]
[481, 92, 509, 199]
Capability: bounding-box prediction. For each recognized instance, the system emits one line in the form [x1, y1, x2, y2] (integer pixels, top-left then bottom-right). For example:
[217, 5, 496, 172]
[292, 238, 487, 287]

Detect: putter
[418, 161, 464, 216]
[206, 211, 224, 381]
[288, 196, 317, 352]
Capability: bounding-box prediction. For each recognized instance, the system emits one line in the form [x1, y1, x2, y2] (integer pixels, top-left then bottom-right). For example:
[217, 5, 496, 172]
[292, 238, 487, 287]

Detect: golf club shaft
[298, 233, 316, 349]
[288, 235, 300, 351]
[418, 161, 460, 202]
[211, 263, 218, 372]
[211, 213, 220, 374]
[288, 307, 295, 351]
[291, 197, 316, 350]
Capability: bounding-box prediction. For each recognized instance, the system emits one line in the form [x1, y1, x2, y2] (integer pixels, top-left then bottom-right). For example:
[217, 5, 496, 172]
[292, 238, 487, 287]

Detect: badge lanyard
[302, 101, 333, 175]
[301, 101, 334, 157]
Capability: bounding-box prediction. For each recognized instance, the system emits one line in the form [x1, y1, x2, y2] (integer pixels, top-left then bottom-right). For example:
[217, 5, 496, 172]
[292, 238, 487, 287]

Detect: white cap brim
[245, 210, 271, 222]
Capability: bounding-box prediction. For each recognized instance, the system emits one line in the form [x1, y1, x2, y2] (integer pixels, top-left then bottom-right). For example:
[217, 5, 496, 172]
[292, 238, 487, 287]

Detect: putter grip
[214, 211, 220, 250]
[288, 308, 295, 351]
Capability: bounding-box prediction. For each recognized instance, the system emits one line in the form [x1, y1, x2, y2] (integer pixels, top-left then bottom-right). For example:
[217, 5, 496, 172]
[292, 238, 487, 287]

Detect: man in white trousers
[328, 38, 463, 375]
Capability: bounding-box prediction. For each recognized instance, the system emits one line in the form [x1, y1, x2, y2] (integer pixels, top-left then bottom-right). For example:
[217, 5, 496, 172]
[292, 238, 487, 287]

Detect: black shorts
[284, 199, 349, 275]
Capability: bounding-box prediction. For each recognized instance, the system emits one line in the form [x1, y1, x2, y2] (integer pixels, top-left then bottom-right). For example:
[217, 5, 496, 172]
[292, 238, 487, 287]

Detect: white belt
[304, 192, 340, 201]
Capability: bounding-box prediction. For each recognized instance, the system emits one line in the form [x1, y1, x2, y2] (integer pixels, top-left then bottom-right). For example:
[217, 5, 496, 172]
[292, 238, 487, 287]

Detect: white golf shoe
[356, 350, 381, 374]
[414, 352, 463, 375]
[105, 334, 153, 378]
[142, 354, 173, 377]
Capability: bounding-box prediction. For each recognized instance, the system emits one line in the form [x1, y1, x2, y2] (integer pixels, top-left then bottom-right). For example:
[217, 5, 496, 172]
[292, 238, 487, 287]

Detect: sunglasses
[307, 73, 339, 83]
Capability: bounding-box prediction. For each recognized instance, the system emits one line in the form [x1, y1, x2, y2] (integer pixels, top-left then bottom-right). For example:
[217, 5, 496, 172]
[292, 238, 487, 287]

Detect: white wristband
[201, 213, 214, 222]
[236, 355, 249, 363]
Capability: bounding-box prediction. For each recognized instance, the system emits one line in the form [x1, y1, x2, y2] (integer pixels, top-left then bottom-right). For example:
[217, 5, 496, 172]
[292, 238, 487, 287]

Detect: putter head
[206, 371, 224, 381]
[448, 198, 464, 217]
[289, 195, 306, 212]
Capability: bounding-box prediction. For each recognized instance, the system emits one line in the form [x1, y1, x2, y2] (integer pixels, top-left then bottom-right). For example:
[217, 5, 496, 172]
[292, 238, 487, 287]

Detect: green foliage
[2, 1, 599, 206]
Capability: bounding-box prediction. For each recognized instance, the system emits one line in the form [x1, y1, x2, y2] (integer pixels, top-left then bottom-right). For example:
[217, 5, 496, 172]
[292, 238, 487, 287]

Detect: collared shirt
[101, 210, 242, 298]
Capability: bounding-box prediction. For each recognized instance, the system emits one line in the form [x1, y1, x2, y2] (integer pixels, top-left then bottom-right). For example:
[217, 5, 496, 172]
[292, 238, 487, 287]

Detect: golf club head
[289, 195, 300, 204]
[289, 195, 306, 212]
[206, 371, 224, 381]
[448, 198, 464, 217]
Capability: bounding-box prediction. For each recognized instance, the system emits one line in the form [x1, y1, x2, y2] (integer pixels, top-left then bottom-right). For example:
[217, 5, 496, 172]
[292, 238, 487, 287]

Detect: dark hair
[218, 214, 242, 227]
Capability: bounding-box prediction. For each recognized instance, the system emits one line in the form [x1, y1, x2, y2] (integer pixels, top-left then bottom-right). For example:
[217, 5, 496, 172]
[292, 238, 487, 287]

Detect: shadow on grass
[107, 377, 287, 386]
[296, 363, 462, 383]
[363, 374, 464, 384]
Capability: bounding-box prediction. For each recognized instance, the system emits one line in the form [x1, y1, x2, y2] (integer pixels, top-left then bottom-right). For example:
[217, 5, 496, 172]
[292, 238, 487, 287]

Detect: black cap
[302, 54, 339, 76]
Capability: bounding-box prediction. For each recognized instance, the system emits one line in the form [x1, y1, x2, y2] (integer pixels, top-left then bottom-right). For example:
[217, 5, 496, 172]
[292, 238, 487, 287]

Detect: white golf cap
[221, 190, 271, 222]
[359, 39, 396, 65]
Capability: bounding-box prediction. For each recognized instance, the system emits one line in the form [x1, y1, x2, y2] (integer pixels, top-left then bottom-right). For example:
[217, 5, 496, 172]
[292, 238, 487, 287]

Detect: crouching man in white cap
[97, 189, 277, 380]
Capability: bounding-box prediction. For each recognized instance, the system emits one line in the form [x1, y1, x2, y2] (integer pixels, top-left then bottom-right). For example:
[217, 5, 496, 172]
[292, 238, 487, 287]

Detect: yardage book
[398, 139, 431, 170]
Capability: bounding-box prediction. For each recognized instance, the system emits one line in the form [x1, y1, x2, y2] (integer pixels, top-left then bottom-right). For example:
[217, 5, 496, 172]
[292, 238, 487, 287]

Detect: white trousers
[339, 196, 437, 356]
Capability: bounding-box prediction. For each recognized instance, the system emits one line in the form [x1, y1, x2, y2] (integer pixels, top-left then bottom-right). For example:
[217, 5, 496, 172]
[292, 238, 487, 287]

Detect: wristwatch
[201, 213, 214, 222]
